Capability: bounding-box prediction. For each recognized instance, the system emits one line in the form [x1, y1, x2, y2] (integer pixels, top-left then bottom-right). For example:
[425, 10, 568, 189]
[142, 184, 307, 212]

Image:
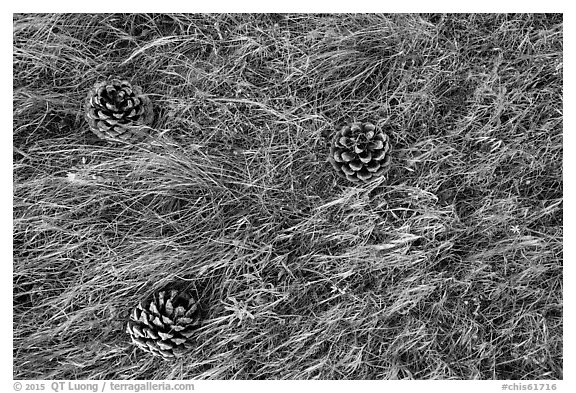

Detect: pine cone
[328, 122, 392, 183]
[85, 79, 153, 143]
[126, 289, 201, 359]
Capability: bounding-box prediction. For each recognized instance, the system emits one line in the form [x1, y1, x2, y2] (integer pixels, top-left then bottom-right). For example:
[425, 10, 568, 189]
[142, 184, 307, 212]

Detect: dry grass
[13, 13, 562, 379]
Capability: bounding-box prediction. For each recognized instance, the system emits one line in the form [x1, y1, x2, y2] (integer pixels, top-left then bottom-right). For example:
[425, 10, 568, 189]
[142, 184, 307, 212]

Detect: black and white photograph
[12, 10, 564, 385]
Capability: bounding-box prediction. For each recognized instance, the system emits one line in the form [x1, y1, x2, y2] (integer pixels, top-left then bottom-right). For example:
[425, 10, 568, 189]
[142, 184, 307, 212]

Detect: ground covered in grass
[13, 13, 563, 379]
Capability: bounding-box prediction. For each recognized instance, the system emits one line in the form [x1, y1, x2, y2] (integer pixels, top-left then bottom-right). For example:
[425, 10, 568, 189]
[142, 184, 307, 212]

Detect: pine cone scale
[341, 164, 355, 176]
[372, 149, 387, 161]
[359, 151, 372, 163]
[349, 161, 363, 171]
[366, 161, 381, 172]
